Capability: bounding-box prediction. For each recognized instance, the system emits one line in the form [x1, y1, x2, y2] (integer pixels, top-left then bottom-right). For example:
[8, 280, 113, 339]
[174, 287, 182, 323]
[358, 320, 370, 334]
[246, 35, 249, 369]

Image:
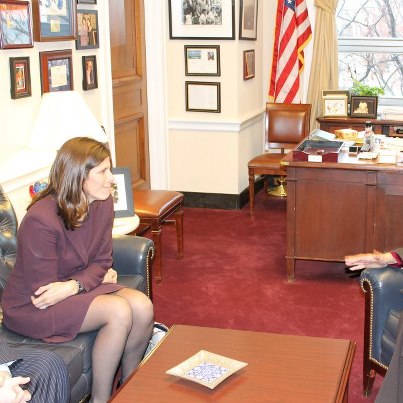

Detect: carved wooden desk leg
[286, 257, 295, 282]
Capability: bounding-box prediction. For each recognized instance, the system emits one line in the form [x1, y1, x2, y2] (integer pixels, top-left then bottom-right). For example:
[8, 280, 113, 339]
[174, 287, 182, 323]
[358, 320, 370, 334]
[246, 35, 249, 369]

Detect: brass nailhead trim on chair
[360, 278, 388, 370]
[146, 245, 155, 298]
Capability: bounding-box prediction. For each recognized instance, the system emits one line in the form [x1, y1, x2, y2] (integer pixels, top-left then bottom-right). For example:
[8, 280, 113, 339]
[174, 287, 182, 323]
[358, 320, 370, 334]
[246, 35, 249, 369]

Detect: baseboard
[181, 178, 264, 210]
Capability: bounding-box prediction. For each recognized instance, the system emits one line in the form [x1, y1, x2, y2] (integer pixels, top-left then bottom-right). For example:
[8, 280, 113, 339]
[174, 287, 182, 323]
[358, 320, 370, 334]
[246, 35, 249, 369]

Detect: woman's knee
[117, 289, 154, 323]
[82, 295, 133, 332]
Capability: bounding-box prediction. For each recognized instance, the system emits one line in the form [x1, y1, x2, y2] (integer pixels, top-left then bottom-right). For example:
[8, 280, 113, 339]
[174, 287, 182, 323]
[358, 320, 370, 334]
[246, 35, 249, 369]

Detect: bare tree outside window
[337, 0, 403, 100]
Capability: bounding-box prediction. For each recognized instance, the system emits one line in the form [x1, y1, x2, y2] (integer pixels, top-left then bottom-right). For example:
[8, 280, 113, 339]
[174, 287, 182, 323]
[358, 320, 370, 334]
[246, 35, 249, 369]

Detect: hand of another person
[102, 268, 117, 284]
[31, 281, 77, 310]
[0, 371, 31, 403]
[345, 252, 396, 270]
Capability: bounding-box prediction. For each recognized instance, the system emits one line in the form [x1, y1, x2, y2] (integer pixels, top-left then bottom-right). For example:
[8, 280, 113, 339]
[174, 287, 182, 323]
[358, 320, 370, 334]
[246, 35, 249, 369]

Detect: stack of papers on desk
[383, 137, 403, 151]
[358, 152, 378, 160]
[378, 149, 398, 164]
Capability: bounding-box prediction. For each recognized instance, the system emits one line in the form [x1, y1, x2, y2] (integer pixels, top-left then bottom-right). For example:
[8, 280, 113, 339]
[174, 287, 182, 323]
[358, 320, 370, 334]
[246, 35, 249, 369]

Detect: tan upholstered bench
[133, 190, 184, 283]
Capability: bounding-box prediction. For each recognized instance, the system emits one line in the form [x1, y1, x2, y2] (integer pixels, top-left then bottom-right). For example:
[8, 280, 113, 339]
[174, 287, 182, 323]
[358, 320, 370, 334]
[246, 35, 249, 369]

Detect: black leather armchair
[0, 185, 154, 403]
[360, 267, 403, 396]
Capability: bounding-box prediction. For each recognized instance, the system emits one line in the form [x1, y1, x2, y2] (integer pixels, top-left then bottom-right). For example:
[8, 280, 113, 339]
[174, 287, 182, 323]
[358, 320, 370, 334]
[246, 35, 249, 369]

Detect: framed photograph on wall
[169, 0, 235, 40]
[111, 167, 134, 218]
[350, 95, 378, 118]
[39, 50, 73, 94]
[185, 81, 221, 113]
[239, 0, 258, 40]
[0, 0, 33, 49]
[31, 0, 76, 41]
[76, 9, 99, 49]
[9, 57, 31, 99]
[82, 55, 98, 90]
[243, 49, 255, 80]
[322, 96, 348, 117]
[185, 45, 220, 76]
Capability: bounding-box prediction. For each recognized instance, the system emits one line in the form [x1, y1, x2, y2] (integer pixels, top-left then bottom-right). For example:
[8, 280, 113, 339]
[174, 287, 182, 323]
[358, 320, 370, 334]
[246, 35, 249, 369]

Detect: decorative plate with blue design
[166, 350, 247, 389]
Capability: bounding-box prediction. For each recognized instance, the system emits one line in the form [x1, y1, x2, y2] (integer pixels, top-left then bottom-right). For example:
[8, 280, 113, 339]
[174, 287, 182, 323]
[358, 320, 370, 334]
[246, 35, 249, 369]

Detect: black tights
[80, 289, 153, 403]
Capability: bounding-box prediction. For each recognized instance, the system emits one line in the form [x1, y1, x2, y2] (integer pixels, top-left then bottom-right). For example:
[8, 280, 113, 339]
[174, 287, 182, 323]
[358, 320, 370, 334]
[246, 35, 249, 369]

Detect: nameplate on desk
[307, 155, 323, 162]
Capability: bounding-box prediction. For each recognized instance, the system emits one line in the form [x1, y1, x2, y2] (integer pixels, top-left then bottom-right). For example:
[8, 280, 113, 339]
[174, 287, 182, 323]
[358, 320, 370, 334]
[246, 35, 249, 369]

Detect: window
[337, 0, 403, 105]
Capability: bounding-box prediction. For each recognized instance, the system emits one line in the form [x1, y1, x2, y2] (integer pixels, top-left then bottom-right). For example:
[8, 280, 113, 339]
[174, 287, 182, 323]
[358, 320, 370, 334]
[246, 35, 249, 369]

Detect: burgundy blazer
[2, 195, 123, 342]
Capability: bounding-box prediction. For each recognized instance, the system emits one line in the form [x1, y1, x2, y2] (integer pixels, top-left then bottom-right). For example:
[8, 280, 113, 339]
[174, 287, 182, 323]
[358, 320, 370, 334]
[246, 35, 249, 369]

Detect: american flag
[268, 0, 312, 103]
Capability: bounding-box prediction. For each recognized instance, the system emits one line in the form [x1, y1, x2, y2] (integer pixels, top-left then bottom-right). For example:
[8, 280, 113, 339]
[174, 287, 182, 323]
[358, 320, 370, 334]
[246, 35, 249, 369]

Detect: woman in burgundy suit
[2, 137, 154, 403]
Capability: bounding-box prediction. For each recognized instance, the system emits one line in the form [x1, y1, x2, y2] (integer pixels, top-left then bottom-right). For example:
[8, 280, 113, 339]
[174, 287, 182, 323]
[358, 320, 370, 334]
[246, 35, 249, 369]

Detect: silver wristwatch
[75, 280, 84, 294]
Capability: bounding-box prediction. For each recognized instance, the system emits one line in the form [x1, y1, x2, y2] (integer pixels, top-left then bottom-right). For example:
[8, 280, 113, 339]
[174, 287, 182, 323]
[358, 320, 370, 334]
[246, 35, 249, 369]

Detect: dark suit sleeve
[0, 342, 21, 364]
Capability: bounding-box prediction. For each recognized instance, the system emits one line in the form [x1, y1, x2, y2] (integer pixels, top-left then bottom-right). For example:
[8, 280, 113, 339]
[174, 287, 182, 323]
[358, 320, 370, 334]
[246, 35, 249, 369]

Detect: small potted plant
[349, 79, 385, 118]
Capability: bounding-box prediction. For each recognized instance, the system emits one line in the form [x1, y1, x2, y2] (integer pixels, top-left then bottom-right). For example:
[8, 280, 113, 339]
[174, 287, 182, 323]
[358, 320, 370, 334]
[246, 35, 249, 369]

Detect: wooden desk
[109, 325, 355, 403]
[282, 150, 403, 281]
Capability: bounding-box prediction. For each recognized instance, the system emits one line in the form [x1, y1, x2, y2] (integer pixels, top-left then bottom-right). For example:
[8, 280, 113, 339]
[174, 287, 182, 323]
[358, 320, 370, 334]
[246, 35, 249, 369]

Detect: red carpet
[148, 190, 382, 402]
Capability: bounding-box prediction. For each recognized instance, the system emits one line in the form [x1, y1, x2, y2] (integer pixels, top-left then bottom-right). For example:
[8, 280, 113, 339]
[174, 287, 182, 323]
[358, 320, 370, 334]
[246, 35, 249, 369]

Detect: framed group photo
[185, 81, 221, 113]
[82, 55, 98, 90]
[239, 0, 258, 40]
[0, 0, 33, 49]
[111, 167, 134, 218]
[9, 57, 31, 99]
[169, 0, 235, 40]
[350, 95, 378, 118]
[185, 45, 220, 76]
[243, 49, 255, 80]
[31, 0, 76, 42]
[39, 49, 73, 94]
[76, 9, 99, 49]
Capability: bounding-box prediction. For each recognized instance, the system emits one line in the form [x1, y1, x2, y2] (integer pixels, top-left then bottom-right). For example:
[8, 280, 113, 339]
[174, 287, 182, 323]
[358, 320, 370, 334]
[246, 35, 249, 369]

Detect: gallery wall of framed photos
[168, 0, 259, 115]
[0, 0, 104, 154]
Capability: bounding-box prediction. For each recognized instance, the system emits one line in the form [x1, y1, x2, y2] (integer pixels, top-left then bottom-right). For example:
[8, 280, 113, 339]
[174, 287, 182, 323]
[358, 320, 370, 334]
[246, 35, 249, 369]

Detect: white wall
[166, 0, 268, 195]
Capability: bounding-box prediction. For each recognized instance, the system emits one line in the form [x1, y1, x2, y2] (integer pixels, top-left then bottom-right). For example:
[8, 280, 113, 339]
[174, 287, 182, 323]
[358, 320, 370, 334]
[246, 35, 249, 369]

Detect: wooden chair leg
[263, 175, 269, 197]
[174, 208, 184, 259]
[150, 227, 162, 283]
[248, 169, 255, 213]
[363, 368, 376, 397]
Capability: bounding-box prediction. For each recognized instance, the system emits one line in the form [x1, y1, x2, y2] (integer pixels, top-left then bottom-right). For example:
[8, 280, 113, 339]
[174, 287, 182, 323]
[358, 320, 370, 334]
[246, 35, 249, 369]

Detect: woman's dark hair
[29, 137, 111, 230]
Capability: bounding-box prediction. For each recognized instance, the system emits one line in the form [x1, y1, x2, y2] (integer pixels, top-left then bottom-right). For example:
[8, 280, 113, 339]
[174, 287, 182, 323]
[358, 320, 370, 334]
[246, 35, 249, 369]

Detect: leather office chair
[0, 184, 154, 403]
[248, 102, 311, 212]
[360, 267, 403, 396]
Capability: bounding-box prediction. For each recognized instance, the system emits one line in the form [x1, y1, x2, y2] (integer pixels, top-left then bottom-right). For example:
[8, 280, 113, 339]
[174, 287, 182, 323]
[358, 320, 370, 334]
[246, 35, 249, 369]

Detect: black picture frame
[9, 56, 31, 99]
[82, 55, 98, 90]
[239, 0, 258, 40]
[31, 0, 76, 42]
[185, 45, 221, 76]
[111, 167, 134, 218]
[185, 81, 221, 113]
[350, 95, 378, 118]
[0, 0, 33, 49]
[169, 0, 235, 40]
[76, 9, 99, 49]
[77, 0, 96, 4]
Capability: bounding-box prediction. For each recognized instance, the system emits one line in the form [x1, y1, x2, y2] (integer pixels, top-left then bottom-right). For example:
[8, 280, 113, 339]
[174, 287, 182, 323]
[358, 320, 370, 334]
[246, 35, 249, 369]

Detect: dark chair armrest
[360, 266, 403, 313]
[360, 266, 403, 360]
[112, 235, 154, 299]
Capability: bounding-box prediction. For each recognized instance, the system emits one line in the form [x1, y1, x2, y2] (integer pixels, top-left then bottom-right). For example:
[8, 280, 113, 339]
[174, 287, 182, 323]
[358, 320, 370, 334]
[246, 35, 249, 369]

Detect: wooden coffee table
[109, 325, 355, 402]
